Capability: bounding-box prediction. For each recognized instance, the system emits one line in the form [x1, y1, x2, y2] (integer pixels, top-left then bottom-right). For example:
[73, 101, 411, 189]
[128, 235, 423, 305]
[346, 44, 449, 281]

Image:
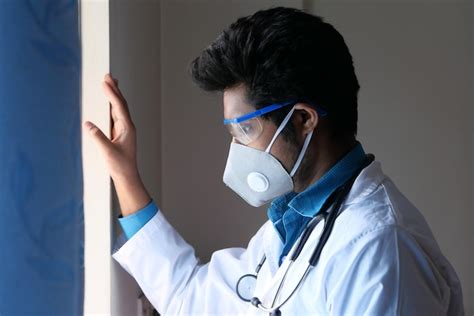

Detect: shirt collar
[268, 142, 367, 221]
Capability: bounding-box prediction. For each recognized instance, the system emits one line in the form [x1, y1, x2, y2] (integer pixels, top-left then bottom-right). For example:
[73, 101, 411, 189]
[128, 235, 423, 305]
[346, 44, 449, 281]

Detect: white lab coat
[112, 161, 464, 315]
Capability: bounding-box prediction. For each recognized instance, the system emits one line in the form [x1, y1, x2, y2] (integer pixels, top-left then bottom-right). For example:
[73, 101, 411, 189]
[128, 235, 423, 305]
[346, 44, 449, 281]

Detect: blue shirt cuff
[118, 198, 159, 239]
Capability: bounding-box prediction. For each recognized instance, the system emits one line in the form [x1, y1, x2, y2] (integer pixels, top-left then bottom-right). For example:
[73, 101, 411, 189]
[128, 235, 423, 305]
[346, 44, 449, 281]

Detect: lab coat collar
[342, 159, 386, 207]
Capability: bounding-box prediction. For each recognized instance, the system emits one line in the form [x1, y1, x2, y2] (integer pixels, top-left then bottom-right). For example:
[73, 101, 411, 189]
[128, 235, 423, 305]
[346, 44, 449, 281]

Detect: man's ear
[293, 102, 319, 134]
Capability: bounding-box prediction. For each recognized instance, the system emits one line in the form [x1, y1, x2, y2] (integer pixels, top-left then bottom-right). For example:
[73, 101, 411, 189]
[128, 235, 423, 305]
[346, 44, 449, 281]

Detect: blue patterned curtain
[0, 1, 83, 315]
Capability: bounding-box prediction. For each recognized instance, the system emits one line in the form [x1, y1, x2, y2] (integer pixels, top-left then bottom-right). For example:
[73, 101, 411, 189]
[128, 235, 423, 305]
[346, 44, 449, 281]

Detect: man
[84, 7, 464, 315]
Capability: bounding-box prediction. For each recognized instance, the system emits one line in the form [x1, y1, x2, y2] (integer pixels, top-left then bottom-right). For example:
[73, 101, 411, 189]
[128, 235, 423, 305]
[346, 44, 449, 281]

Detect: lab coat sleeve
[111, 207, 262, 315]
[324, 225, 452, 315]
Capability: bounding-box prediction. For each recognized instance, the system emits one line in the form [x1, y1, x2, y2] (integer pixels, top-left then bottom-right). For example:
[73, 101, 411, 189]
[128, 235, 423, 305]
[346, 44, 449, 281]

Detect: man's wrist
[112, 173, 152, 217]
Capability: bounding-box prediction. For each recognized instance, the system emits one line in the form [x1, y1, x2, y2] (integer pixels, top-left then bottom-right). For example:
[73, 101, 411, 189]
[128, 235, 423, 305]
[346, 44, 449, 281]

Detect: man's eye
[240, 124, 252, 133]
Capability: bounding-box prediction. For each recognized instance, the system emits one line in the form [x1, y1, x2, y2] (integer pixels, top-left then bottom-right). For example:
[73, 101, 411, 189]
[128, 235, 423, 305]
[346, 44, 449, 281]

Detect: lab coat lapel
[262, 220, 283, 277]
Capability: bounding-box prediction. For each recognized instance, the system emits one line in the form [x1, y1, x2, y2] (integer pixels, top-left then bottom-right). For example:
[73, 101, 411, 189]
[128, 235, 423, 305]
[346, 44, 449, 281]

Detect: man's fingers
[102, 81, 132, 123]
[84, 121, 113, 153]
[104, 74, 124, 99]
[103, 74, 128, 120]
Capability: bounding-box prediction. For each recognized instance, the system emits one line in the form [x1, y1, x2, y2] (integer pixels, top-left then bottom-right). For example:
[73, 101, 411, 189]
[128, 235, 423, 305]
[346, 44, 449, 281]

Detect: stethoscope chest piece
[236, 273, 258, 302]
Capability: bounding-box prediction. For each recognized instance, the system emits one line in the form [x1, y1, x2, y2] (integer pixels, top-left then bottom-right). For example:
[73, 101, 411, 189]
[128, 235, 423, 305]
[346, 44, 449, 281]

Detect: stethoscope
[235, 154, 375, 316]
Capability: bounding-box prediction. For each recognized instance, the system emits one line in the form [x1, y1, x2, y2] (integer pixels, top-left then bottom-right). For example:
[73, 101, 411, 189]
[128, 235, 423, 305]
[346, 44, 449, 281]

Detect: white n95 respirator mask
[223, 105, 314, 207]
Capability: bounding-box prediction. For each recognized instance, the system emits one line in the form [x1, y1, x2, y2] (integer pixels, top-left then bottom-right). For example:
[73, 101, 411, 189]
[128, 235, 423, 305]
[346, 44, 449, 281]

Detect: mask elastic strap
[290, 129, 313, 177]
[265, 106, 296, 153]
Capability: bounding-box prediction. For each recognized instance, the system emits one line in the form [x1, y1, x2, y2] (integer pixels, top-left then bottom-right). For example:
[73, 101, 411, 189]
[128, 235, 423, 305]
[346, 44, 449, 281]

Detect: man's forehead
[223, 85, 255, 119]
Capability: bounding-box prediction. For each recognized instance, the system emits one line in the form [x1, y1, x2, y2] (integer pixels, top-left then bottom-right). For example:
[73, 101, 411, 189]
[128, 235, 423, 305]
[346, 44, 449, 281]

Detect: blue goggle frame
[223, 99, 327, 125]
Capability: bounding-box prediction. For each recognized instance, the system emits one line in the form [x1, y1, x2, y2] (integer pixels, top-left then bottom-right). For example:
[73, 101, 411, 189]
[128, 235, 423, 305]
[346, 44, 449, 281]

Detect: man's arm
[111, 203, 267, 315]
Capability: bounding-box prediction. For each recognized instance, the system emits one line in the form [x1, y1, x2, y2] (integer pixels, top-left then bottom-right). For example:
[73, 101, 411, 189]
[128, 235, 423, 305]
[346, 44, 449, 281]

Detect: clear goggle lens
[225, 117, 263, 145]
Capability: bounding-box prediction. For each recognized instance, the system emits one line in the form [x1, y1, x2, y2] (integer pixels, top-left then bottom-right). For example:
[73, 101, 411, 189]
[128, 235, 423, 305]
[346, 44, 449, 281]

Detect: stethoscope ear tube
[290, 214, 322, 261]
[308, 186, 348, 266]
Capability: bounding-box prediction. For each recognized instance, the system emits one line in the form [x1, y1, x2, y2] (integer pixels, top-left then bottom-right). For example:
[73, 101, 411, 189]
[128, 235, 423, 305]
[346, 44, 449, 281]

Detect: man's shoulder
[334, 178, 399, 241]
[330, 171, 438, 255]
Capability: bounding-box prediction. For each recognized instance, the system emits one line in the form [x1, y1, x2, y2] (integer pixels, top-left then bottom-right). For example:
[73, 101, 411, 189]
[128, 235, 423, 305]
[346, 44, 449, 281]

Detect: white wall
[81, 1, 112, 314]
[303, 0, 473, 313]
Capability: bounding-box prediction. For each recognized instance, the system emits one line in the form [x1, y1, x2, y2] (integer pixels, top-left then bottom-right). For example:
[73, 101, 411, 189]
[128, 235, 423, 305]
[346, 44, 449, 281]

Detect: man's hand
[84, 73, 151, 216]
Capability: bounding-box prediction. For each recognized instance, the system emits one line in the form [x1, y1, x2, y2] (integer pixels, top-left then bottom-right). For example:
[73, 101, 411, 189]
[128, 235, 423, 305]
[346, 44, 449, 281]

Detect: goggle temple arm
[223, 99, 328, 125]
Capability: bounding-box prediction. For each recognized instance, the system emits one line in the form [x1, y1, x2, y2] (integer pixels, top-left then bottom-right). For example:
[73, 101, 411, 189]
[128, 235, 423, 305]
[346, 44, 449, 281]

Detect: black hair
[190, 6, 359, 142]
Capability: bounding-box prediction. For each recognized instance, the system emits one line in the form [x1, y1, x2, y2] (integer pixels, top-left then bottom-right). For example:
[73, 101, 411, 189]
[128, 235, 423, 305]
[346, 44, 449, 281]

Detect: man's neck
[294, 137, 358, 193]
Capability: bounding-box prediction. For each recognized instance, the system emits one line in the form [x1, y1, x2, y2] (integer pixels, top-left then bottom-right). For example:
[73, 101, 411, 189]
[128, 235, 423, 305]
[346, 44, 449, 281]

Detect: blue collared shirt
[268, 142, 367, 266]
[118, 198, 158, 239]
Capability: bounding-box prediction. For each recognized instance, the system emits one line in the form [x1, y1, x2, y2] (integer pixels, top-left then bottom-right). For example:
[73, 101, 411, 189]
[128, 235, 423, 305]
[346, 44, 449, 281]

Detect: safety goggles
[223, 100, 327, 145]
